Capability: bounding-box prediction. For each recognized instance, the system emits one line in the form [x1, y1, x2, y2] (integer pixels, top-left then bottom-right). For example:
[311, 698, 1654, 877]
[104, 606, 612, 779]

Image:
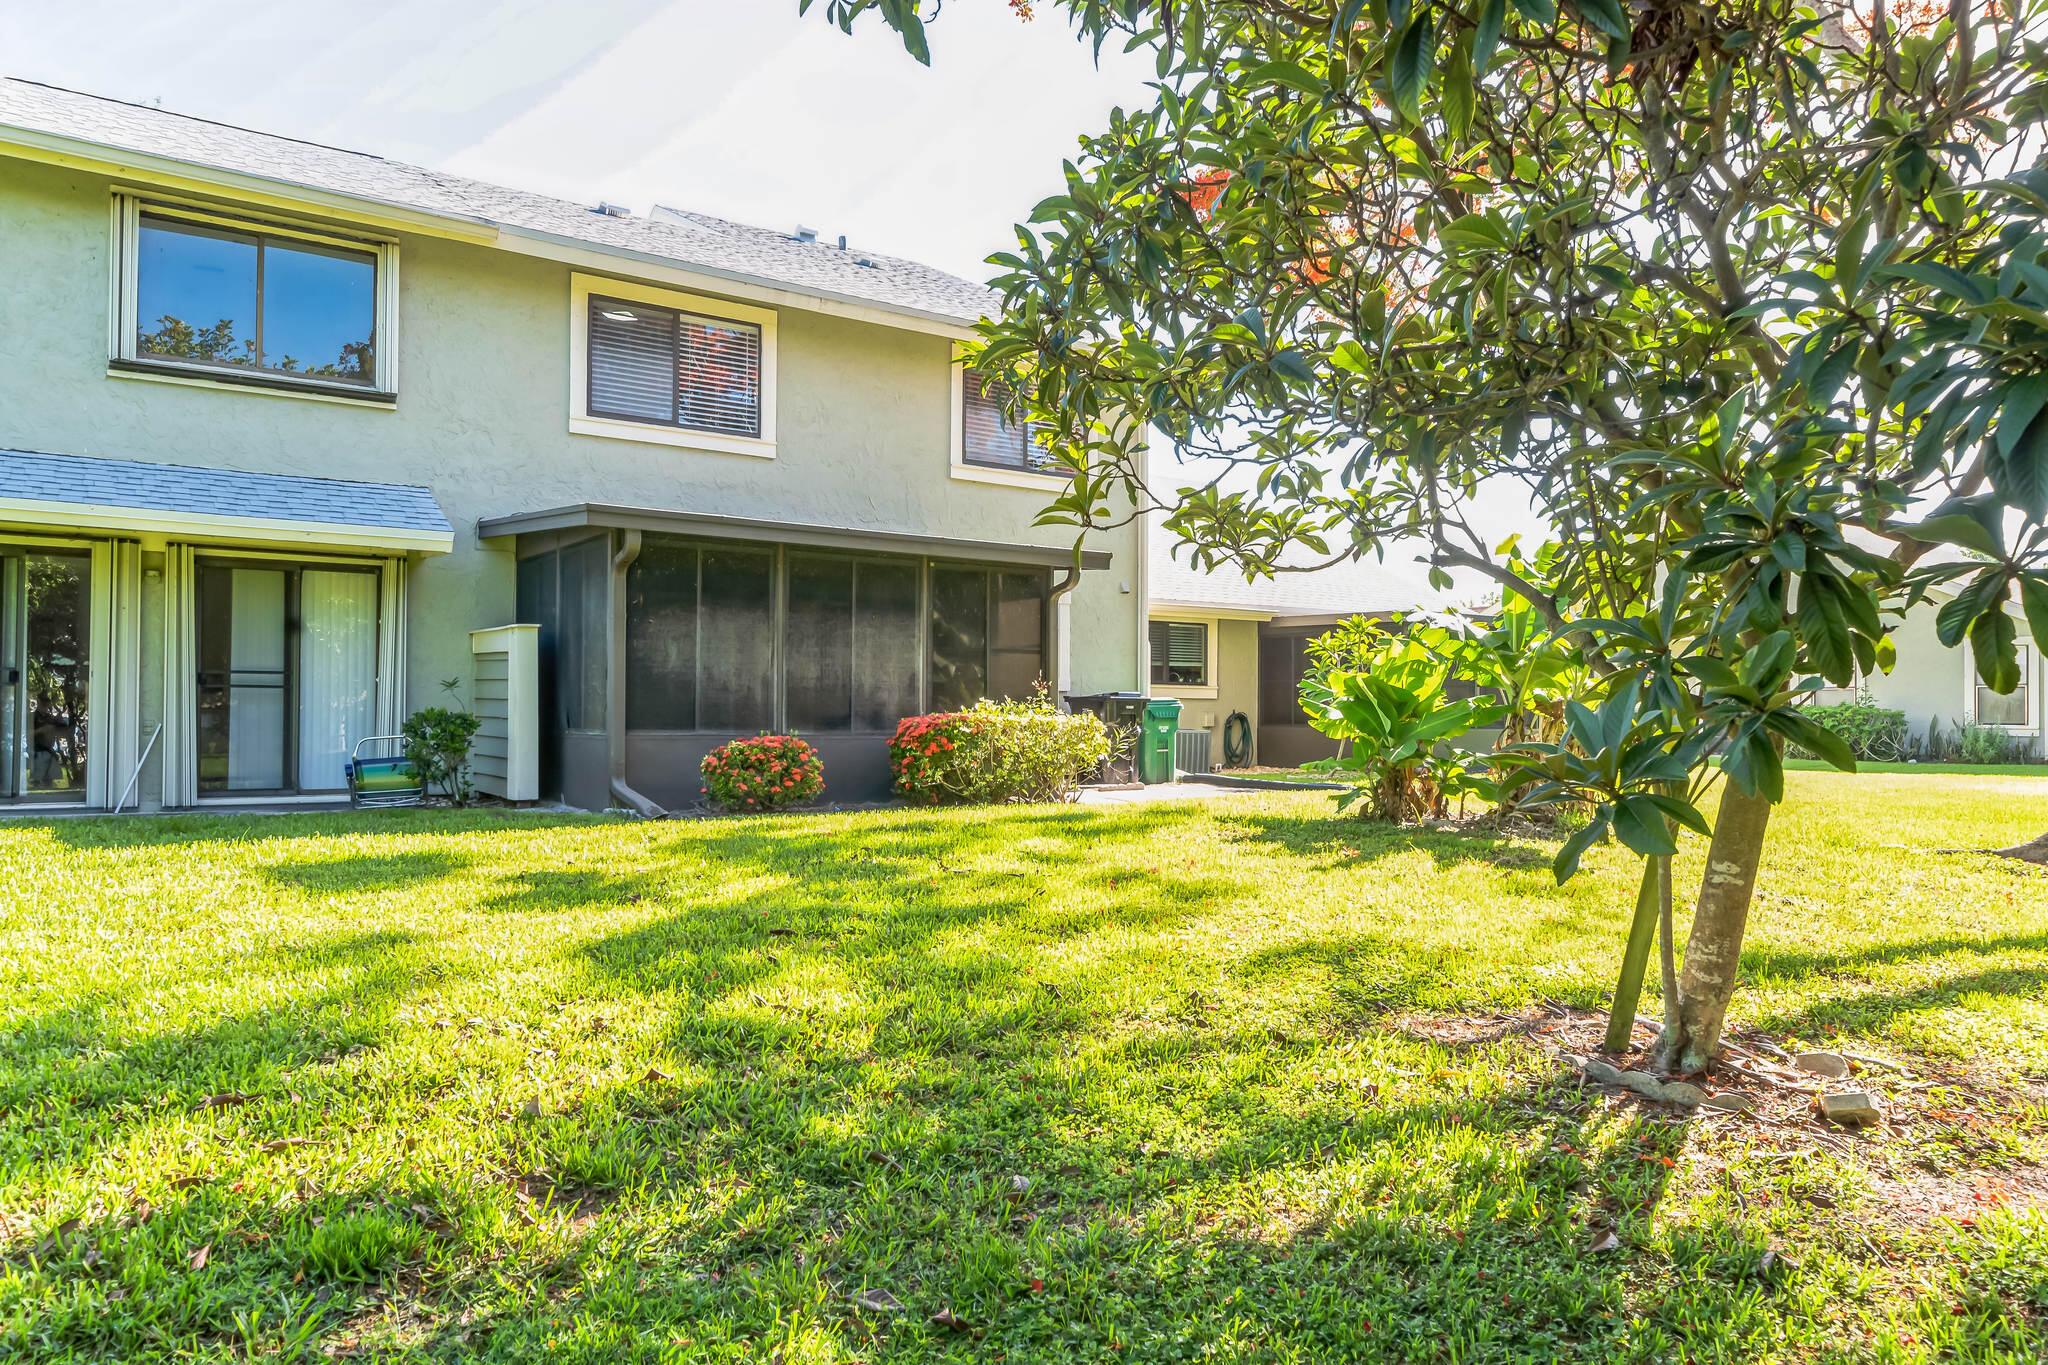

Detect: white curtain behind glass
[298, 570, 378, 791]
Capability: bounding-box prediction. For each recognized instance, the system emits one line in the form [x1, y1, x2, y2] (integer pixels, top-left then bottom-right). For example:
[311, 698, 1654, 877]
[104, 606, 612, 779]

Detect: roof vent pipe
[793, 225, 819, 244]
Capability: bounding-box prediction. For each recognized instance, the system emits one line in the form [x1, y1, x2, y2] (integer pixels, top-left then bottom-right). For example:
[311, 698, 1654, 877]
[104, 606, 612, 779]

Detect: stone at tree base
[1658, 1081, 1708, 1107]
[1615, 1070, 1706, 1106]
[1583, 1058, 1623, 1084]
[1795, 1051, 1852, 1079]
[1702, 1092, 1757, 1114]
[1817, 1091, 1883, 1126]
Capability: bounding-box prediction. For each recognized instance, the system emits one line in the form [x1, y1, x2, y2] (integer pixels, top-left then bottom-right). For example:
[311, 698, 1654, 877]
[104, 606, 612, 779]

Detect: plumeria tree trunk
[1664, 786, 1775, 1073]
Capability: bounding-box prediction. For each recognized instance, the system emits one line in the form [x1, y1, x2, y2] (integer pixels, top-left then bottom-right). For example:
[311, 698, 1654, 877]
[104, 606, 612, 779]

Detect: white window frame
[1966, 635, 2040, 731]
[109, 193, 399, 404]
[1148, 615, 1219, 699]
[569, 273, 777, 458]
[949, 350, 1071, 490]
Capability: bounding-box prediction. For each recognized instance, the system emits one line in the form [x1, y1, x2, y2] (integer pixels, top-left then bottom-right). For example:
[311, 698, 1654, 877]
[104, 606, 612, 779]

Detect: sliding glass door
[196, 560, 378, 795]
[0, 549, 91, 803]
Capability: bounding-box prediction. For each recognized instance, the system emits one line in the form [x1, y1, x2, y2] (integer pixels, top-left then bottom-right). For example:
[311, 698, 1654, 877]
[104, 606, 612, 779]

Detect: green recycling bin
[1139, 697, 1182, 784]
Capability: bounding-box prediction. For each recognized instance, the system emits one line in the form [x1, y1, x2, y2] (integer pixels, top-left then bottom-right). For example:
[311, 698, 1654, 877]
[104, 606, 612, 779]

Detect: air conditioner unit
[1175, 728, 1212, 775]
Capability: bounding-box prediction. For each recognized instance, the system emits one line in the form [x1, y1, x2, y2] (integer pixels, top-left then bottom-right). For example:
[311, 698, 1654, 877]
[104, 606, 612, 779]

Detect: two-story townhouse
[0, 78, 1144, 813]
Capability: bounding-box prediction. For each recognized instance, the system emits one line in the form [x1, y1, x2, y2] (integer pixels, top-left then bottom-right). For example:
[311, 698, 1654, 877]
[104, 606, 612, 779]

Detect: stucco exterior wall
[1148, 614, 1260, 769]
[0, 160, 1143, 792]
[1193, 618, 1260, 766]
[1856, 598, 2045, 753]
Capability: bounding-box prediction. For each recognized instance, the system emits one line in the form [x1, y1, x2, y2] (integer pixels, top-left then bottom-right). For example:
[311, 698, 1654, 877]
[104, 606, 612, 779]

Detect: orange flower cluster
[1176, 169, 1232, 217]
[887, 712, 981, 805]
[700, 734, 825, 813]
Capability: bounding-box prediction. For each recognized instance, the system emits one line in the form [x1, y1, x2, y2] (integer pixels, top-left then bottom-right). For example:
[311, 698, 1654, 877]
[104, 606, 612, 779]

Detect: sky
[0, 0, 1149, 279]
[0, 0, 1540, 598]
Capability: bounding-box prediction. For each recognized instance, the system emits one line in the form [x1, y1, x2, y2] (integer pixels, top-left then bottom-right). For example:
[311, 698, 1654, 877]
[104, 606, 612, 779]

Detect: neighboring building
[1146, 532, 1441, 768]
[1820, 590, 2047, 756]
[1150, 524, 2048, 766]
[0, 78, 1143, 813]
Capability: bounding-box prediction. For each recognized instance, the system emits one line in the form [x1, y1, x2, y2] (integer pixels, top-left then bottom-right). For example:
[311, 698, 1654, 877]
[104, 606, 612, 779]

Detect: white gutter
[0, 496, 453, 555]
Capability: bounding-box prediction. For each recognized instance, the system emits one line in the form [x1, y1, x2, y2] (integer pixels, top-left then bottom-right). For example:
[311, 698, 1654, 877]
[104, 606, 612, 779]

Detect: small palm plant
[1300, 640, 1507, 822]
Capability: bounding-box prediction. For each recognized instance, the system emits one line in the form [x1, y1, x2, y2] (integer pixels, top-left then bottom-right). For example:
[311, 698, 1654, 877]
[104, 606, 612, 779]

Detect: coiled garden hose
[1222, 710, 1253, 768]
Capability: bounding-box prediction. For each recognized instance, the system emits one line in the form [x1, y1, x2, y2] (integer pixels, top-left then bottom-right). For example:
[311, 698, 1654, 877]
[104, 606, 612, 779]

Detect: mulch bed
[1393, 1002, 2048, 1225]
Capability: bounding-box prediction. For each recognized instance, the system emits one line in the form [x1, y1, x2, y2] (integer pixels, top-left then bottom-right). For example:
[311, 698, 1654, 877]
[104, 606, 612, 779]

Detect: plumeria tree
[811, 0, 2048, 1072]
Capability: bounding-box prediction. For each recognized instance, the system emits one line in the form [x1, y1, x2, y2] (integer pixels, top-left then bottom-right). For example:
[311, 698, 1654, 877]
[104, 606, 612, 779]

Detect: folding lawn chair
[345, 735, 425, 809]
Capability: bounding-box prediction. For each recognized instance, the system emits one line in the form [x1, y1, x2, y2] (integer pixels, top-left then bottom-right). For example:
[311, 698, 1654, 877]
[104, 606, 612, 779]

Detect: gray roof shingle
[1148, 527, 1445, 618]
[0, 447, 452, 534]
[0, 77, 1000, 329]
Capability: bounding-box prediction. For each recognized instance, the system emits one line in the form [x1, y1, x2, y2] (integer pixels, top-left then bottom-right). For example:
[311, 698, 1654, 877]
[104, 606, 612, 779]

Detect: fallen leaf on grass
[193, 1092, 253, 1111]
[1588, 1230, 1621, 1254]
[261, 1138, 319, 1152]
[642, 1068, 672, 1083]
[187, 1243, 211, 1270]
[852, 1287, 904, 1314]
[930, 1308, 977, 1332]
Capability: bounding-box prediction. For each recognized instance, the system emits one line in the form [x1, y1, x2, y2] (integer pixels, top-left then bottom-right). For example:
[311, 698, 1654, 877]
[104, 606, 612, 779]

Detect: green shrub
[1791, 698, 1908, 762]
[1955, 721, 2028, 765]
[401, 704, 482, 803]
[890, 693, 1112, 804]
[700, 735, 825, 812]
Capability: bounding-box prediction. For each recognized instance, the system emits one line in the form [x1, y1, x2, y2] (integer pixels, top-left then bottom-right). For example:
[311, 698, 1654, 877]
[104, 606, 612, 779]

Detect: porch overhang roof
[477, 502, 1113, 571]
[0, 448, 454, 554]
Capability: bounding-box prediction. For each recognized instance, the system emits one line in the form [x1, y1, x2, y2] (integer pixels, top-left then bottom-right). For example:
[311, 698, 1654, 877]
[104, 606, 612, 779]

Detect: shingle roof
[0, 77, 1000, 329]
[0, 447, 452, 534]
[1148, 528, 1446, 618]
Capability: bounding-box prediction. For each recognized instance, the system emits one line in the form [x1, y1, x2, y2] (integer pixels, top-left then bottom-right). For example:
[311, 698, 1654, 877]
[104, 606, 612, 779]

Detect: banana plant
[1301, 642, 1508, 823]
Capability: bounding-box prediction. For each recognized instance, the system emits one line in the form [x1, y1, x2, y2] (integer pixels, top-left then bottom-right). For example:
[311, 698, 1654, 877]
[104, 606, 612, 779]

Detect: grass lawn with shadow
[0, 771, 2044, 1361]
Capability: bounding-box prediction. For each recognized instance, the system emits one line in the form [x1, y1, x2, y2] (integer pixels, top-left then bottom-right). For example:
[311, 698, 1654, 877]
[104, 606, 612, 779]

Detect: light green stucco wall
[1155, 616, 1260, 768]
[0, 160, 1144, 762]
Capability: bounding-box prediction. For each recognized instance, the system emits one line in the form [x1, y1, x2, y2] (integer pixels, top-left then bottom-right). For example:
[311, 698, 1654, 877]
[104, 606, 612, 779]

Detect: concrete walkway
[1076, 781, 1275, 805]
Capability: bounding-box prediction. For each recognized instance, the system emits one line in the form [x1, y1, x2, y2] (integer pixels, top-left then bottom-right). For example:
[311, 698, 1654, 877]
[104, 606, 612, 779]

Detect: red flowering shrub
[890, 694, 1113, 804]
[699, 735, 824, 813]
[888, 712, 985, 804]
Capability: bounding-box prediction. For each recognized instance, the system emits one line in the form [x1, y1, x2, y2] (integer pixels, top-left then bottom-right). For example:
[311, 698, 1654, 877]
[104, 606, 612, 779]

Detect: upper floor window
[569, 274, 778, 457]
[960, 370, 1061, 475]
[114, 197, 394, 398]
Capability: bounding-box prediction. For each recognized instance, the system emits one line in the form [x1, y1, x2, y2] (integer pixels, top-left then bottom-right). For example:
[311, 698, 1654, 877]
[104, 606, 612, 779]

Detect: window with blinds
[962, 370, 1061, 473]
[1149, 620, 1209, 687]
[588, 294, 762, 437]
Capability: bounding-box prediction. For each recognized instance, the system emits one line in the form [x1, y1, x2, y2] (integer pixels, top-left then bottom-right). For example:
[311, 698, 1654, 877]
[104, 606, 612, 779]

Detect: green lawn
[2, 772, 2045, 1362]
[1780, 759, 2048, 777]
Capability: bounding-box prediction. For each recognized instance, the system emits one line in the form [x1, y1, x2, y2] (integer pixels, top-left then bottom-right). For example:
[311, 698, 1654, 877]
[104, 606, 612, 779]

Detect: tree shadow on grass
[1750, 963, 2048, 1050]
[1216, 807, 1557, 872]
[478, 867, 660, 914]
[0, 801, 1895, 1361]
[0, 927, 471, 1174]
[392, 1051, 1724, 1362]
[402, 819, 1773, 1362]
[264, 848, 473, 896]
[28, 807, 619, 852]
[1739, 929, 2048, 980]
